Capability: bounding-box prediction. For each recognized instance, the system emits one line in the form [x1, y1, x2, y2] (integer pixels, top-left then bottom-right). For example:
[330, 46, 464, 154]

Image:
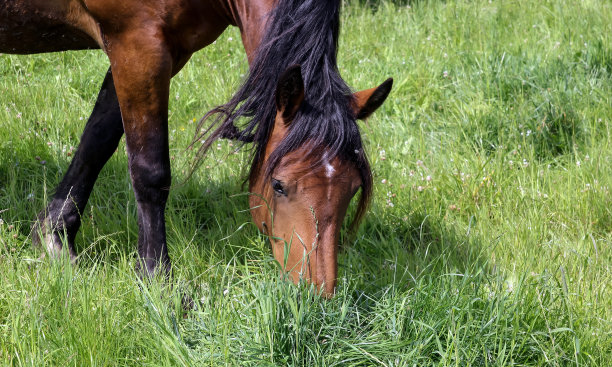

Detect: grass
[1, 0, 611, 365]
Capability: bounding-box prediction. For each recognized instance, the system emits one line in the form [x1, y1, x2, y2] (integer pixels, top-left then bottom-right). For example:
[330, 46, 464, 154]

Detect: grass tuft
[1, 0, 611, 365]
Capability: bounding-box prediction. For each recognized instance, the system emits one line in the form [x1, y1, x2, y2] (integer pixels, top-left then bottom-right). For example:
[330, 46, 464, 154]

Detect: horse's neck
[218, 0, 276, 64]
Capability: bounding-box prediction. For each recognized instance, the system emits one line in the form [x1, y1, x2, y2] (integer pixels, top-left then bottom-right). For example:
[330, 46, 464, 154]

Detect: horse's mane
[193, 0, 372, 231]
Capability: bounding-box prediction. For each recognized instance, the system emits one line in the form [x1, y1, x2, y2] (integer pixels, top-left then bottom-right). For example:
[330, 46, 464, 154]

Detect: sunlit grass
[1, 0, 611, 365]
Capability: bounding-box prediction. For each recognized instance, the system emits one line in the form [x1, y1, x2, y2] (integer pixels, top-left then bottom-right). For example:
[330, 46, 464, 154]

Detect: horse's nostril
[262, 221, 268, 234]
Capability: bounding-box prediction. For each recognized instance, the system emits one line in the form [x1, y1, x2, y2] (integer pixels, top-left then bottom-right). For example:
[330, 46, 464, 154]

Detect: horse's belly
[0, 0, 100, 54]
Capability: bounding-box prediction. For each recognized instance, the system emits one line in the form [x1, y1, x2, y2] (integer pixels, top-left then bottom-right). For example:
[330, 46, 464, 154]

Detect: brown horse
[1, 0, 392, 295]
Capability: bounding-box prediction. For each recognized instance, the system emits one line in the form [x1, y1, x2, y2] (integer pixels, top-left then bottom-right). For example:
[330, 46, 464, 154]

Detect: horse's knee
[129, 155, 171, 203]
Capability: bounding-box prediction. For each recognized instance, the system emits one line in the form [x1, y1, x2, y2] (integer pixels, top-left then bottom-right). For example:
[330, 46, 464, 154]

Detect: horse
[1, 0, 392, 296]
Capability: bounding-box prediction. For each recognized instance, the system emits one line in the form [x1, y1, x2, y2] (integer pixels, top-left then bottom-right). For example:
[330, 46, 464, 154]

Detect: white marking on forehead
[325, 162, 335, 178]
[320, 150, 336, 179]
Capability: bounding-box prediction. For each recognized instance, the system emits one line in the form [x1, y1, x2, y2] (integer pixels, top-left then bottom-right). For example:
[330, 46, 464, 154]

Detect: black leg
[102, 39, 174, 278]
[130, 148, 172, 277]
[33, 68, 124, 261]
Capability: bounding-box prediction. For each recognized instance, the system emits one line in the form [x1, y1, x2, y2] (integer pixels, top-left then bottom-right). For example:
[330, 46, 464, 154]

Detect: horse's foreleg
[107, 35, 173, 277]
[33, 68, 123, 261]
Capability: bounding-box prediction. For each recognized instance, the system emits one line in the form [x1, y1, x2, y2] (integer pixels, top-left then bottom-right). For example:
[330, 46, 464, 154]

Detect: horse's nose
[312, 225, 339, 296]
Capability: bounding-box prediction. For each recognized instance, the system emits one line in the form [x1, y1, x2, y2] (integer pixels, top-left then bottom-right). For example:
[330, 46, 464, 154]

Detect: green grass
[1, 0, 611, 365]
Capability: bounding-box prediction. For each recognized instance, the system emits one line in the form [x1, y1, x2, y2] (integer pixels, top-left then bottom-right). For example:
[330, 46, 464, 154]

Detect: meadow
[1, 0, 611, 365]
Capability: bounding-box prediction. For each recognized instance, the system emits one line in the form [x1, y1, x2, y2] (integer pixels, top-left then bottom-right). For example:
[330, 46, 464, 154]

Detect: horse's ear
[276, 64, 304, 122]
[352, 78, 393, 120]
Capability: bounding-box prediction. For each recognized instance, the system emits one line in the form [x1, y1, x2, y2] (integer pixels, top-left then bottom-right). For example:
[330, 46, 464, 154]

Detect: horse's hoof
[31, 214, 77, 264]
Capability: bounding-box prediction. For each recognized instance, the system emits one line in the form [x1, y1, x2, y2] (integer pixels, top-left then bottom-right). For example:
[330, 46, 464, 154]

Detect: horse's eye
[271, 179, 286, 196]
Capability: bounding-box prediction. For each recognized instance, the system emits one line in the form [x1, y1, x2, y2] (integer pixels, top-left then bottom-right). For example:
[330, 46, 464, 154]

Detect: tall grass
[1, 0, 611, 365]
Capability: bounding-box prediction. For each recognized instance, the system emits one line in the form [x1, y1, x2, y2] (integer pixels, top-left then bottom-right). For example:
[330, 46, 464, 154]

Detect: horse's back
[0, 0, 101, 54]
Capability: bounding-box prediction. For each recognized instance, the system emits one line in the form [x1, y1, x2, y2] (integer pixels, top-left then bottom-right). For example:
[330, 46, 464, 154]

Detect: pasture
[1, 0, 611, 365]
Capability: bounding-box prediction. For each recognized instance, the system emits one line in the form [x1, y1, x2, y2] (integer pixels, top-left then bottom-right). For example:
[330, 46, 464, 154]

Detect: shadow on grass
[2, 135, 488, 298]
[0, 140, 255, 266]
[342, 210, 492, 296]
[459, 53, 592, 161]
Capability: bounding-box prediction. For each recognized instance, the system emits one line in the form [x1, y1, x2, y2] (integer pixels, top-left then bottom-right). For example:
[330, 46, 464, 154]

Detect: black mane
[194, 0, 372, 229]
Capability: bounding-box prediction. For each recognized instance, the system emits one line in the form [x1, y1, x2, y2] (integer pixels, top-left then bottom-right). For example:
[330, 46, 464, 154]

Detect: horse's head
[249, 65, 392, 296]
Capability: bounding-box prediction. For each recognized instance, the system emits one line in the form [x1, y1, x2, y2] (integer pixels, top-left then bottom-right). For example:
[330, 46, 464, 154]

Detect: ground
[0, 0, 611, 365]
